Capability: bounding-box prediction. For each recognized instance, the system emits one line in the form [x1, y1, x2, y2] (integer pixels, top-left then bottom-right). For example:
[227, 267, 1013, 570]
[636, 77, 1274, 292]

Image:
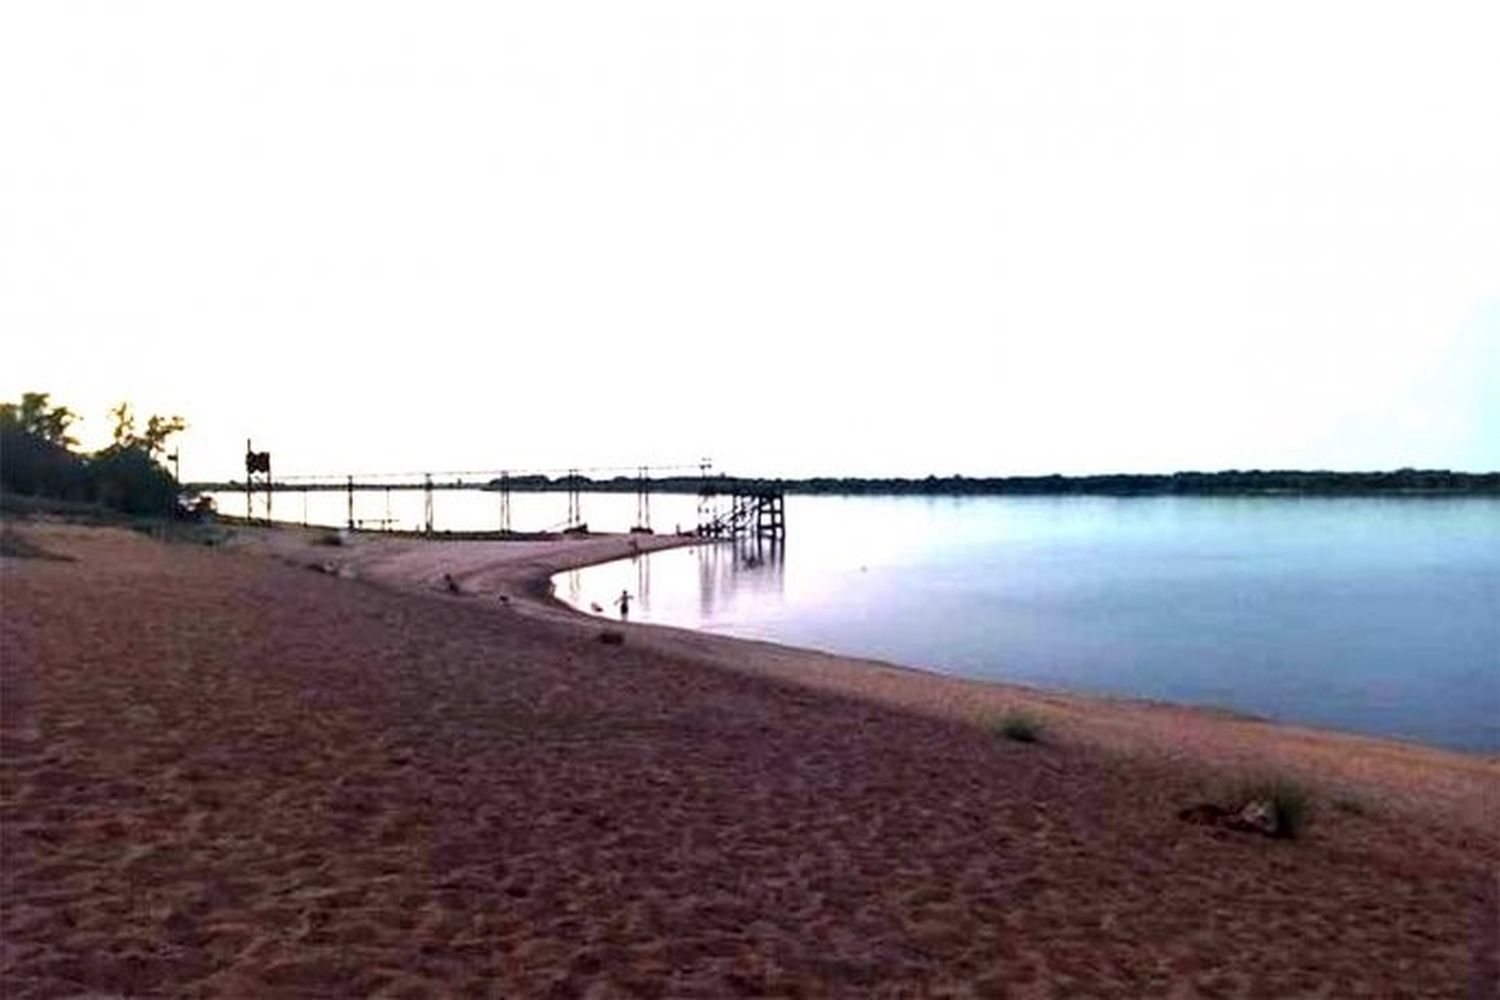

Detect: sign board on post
[244, 440, 272, 523]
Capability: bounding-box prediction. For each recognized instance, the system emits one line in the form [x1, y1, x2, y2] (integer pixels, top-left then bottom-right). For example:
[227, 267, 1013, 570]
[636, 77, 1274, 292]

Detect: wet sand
[3, 521, 1496, 996]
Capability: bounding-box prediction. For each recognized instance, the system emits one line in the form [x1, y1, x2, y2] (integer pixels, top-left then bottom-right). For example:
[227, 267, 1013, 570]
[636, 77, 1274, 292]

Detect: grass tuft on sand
[1235, 777, 1312, 839]
[993, 711, 1044, 744]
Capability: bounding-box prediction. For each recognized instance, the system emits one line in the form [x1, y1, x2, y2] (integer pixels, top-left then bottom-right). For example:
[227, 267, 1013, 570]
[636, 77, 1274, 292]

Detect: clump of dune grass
[1233, 777, 1311, 839]
[313, 530, 346, 547]
[993, 711, 1044, 744]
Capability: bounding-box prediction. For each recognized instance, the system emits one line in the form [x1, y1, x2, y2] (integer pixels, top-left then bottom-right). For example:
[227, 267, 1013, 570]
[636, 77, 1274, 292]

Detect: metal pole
[697, 457, 713, 534]
[346, 475, 354, 531]
[500, 471, 511, 533]
[424, 473, 434, 534]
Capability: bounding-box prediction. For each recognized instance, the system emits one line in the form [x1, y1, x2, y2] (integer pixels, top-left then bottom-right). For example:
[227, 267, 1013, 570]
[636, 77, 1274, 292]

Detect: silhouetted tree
[87, 444, 179, 515]
[1, 392, 79, 448]
[142, 414, 187, 458]
[108, 401, 135, 448]
[1, 393, 87, 498]
[105, 401, 186, 458]
[2, 392, 190, 515]
[91, 402, 188, 514]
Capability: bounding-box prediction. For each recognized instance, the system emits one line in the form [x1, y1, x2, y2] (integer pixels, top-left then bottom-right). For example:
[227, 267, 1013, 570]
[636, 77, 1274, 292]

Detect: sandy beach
[3, 521, 1497, 997]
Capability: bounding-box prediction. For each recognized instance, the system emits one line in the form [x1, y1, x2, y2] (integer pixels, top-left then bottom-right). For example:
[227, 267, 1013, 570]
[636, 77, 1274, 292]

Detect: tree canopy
[1, 392, 188, 515]
[0, 392, 78, 448]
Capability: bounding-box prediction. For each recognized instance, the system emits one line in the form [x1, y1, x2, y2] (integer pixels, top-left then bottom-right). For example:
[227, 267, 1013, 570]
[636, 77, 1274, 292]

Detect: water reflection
[697, 536, 784, 616]
[637, 552, 650, 615]
[557, 537, 785, 625]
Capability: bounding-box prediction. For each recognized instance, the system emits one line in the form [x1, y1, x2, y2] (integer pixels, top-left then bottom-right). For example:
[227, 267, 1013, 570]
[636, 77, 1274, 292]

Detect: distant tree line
[480, 469, 1500, 496]
[1, 392, 188, 515]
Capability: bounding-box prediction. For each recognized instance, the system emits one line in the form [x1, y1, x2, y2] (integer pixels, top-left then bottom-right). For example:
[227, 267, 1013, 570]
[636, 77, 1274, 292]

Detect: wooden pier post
[499, 471, 511, 533]
[424, 474, 434, 534]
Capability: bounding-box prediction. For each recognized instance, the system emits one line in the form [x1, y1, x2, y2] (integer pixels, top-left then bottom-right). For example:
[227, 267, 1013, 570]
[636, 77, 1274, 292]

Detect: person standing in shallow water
[614, 589, 632, 620]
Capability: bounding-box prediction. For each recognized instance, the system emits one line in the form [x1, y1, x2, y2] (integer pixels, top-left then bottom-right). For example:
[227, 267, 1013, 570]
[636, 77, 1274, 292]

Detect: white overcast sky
[3, 2, 1497, 480]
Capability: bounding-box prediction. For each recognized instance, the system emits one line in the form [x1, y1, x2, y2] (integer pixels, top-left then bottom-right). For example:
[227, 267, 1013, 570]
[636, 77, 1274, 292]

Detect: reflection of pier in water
[559, 535, 784, 623]
[636, 547, 651, 614]
[695, 534, 785, 617]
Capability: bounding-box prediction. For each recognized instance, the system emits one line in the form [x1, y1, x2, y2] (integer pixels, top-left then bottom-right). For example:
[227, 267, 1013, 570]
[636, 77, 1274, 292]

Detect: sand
[2, 521, 1497, 997]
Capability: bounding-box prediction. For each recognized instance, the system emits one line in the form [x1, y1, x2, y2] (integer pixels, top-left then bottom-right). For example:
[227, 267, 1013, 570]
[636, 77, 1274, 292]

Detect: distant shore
[3, 519, 1496, 994]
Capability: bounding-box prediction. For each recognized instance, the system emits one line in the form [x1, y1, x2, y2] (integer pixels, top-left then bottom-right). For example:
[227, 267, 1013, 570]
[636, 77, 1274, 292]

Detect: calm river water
[558, 494, 1499, 753]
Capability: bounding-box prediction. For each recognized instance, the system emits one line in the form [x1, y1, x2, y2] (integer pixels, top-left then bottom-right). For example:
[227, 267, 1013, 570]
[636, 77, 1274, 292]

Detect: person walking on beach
[614, 589, 632, 620]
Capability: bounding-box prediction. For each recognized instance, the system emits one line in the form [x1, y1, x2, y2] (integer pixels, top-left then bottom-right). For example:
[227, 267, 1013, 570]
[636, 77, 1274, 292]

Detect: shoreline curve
[218, 521, 1498, 837]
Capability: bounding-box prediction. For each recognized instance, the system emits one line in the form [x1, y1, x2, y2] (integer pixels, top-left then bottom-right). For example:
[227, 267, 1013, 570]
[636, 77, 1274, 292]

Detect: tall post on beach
[244, 440, 272, 525]
[245, 440, 252, 522]
[697, 457, 714, 535]
[346, 475, 354, 531]
[567, 468, 581, 529]
[424, 473, 434, 534]
[499, 471, 511, 534]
